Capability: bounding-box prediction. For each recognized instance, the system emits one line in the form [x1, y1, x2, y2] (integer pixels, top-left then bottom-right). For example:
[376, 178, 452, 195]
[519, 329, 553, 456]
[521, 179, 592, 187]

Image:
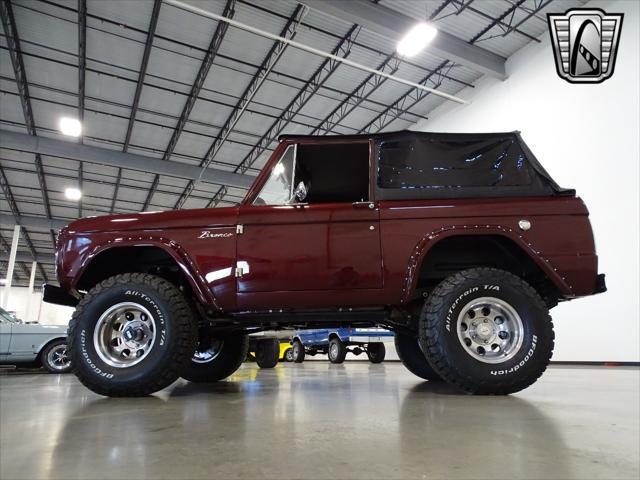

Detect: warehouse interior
[1, 0, 638, 479]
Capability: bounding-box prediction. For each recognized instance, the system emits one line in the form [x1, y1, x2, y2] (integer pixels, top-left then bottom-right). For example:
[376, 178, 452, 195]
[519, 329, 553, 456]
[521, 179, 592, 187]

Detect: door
[235, 140, 382, 309]
[0, 321, 10, 361]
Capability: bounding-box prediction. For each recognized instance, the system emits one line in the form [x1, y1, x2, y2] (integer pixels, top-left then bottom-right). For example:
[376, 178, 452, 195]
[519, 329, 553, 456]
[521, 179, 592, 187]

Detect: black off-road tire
[255, 339, 280, 369]
[328, 337, 347, 364]
[68, 273, 197, 397]
[419, 268, 555, 395]
[283, 348, 294, 362]
[182, 333, 249, 382]
[394, 332, 442, 381]
[366, 343, 386, 363]
[41, 339, 72, 374]
[292, 339, 305, 363]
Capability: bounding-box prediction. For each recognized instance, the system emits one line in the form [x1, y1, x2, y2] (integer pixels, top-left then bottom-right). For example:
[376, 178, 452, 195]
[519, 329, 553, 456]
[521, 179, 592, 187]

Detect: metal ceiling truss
[463, 0, 538, 43]
[142, 0, 236, 212]
[77, 0, 86, 218]
[173, 3, 308, 210]
[311, 53, 401, 136]
[210, 24, 362, 207]
[359, 0, 538, 135]
[0, 166, 48, 281]
[110, 0, 162, 214]
[0, 231, 30, 278]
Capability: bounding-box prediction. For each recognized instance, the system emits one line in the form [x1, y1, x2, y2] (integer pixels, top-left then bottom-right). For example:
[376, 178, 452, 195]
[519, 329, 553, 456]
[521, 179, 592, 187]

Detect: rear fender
[402, 225, 573, 303]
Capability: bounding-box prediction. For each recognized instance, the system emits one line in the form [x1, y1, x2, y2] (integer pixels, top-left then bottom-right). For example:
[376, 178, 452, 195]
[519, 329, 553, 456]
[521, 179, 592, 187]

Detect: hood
[65, 206, 239, 233]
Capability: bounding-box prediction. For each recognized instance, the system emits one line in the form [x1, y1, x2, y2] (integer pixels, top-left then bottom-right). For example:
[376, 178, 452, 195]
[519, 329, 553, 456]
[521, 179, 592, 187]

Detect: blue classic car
[291, 327, 394, 364]
[0, 307, 71, 373]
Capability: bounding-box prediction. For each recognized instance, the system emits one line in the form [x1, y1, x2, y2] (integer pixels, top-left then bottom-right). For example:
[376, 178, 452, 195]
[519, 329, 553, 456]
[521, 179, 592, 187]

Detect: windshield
[252, 145, 296, 205]
[0, 307, 20, 324]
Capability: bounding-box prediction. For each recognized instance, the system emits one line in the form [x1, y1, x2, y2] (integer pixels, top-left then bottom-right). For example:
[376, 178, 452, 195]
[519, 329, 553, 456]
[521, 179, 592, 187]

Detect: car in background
[0, 307, 71, 373]
[291, 327, 394, 364]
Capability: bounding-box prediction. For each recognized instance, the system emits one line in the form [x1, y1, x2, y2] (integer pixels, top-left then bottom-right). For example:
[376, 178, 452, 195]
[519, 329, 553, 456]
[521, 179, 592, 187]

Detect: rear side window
[378, 137, 532, 190]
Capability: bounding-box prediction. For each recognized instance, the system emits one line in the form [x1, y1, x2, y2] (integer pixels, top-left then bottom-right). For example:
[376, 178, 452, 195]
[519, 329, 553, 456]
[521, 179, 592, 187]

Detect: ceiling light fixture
[65, 187, 82, 201]
[59, 117, 82, 137]
[397, 22, 438, 58]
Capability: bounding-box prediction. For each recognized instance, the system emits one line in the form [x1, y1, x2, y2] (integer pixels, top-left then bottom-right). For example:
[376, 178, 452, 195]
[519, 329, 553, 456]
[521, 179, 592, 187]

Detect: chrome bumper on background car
[348, 336, 394, 343]
[42, 284, 79, 307]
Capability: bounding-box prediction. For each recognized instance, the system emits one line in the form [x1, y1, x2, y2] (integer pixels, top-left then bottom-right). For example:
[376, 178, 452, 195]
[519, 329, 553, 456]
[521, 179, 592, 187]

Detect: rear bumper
[43, 284, 79, 307]
[594, 274, 607, 294]
[347, 336, 394, 343]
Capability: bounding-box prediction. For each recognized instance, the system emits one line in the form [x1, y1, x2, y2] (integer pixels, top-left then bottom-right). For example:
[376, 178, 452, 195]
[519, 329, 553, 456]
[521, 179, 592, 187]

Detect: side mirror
[293, 181, 308, 202]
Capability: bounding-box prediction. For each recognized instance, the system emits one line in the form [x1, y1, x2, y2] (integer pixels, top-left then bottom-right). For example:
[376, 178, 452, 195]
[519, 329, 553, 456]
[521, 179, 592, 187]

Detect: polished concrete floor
[0, 363, 638, 480]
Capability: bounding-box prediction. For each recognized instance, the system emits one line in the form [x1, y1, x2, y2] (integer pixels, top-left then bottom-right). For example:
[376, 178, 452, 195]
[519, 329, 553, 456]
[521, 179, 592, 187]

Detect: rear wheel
[182, 333, 249, 382]
[292, 339, 305, 363]
[394, 332, 441, 381]
[366, 343, 386, 363]
[255, 339, 279, 369]
[41, 339, 72, 373]
[68, 273, 197, 397]
[328, 337, 347, 364]
[420, 268, 555, 395]
[284, 348, 294, 362]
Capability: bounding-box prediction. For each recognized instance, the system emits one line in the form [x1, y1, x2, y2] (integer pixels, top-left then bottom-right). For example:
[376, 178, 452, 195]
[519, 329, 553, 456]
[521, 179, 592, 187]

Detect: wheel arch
[36, 336, 67, 365]
[75, 243, 217, 308]
[403, 228, 569, 307]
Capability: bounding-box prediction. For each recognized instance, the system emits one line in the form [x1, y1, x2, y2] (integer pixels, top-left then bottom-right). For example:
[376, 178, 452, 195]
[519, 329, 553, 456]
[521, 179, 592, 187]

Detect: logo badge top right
[548, 8, 623, 84]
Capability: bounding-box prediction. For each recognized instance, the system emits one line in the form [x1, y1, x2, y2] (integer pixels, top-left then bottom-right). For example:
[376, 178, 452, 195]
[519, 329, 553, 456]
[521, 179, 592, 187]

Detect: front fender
[402, 225, 573, 303]
[68, 235, 219, 309]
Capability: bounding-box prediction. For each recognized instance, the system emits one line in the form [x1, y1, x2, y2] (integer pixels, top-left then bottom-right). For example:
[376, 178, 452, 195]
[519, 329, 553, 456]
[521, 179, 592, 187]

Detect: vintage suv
[44, 130, 605, 397]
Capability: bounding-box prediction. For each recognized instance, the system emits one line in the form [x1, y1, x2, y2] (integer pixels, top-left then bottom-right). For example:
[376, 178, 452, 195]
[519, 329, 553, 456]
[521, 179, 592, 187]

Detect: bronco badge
[547, 8, 623, 84]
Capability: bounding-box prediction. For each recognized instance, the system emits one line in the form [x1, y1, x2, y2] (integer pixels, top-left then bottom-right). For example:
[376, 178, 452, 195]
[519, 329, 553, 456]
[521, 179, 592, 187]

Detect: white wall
[2, 287, 74, 326]
[413, 0, 639, 361]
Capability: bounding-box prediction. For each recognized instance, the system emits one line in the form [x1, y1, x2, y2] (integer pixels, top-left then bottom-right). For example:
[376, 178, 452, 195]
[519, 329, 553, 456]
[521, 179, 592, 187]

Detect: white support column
[2, 225, 20, 308]
[25, 261, 37, 322]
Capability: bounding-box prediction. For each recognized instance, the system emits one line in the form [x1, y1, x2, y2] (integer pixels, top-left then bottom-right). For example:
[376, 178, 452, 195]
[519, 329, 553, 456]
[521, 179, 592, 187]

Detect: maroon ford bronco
[44, 130, 606, 396]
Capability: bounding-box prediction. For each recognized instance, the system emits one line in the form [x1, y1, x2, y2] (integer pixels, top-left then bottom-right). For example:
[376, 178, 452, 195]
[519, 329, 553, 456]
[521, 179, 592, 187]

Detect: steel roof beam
[1, 0, 54, 229]
[77, 0, 86, 218]
[360, 0, 536, 134]
[209, 24, 362, 207]
[0, 166, 48, 280]
[111, 0, 162, 214]
[311, 53, 401, 135]
[142, 0, 236, 211]
[303, 0, 507, 79]
[0, 213, 69, 230]
[0, 129, 254, 189]
[173, 3, 308, 210]
[0, 252, 55, 265]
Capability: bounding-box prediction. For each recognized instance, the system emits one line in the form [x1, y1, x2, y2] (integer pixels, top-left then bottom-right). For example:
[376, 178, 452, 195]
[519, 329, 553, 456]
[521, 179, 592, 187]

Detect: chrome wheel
[329, 342, 339, 360]
[456, 297, 524, 364]
[192, 339, 224, 364]
[93, 302, 157, 368]
[46, 344, 71, 371]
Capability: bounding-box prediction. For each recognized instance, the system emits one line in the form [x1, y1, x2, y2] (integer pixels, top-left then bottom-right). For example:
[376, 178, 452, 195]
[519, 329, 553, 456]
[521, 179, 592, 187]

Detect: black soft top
[280, 130, 572, 199]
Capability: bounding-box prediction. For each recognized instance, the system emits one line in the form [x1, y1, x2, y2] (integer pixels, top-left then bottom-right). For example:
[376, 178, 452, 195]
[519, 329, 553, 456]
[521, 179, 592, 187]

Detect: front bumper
[594, 274, 607, 294]
[43, 284, 79, 307]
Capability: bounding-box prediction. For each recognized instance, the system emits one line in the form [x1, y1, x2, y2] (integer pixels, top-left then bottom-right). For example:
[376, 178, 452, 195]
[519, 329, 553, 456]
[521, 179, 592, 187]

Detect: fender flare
[401, 224, 573, 304]
[76, 236, 220, 310]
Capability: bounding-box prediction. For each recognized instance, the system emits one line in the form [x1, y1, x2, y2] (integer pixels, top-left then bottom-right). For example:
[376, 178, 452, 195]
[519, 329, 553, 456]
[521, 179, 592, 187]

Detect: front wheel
[328, 338, 347, 364]
[182, 333, 249, 382]
[68, 273, 197, 397]
[366, 343, 386, 363]
[41, 339, 72, 373]
[420, 268, 555, 395]
[292, 339, 305, 363]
